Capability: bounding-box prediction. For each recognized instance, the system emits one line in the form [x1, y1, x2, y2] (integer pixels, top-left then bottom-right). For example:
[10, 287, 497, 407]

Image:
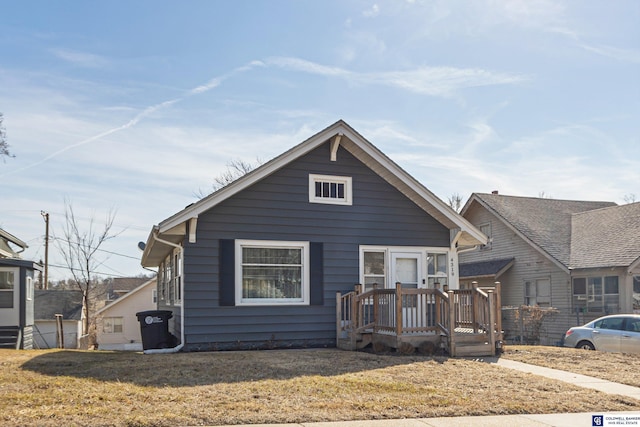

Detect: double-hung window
[0, 269, 15, 308]
[362, 250, 386, 292]
[103, 317, 123, 334]
[427, 252, 448, 288]
[235, 240, 309, 305]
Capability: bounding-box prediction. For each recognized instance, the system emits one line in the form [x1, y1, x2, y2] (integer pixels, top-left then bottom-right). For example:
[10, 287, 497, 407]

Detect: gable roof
[96, 278, 157, 316]
[141, 120, 486, 266]
[570, 202, 640, 269]
[0, 228, 28, 258]
[461, 193, 616, 271]
[35, 290, 83, 321]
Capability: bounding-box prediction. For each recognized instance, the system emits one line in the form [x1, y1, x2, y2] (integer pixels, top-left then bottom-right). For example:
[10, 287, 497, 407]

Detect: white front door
[391, 252, 425, 329]
[391, 252, 423, 289]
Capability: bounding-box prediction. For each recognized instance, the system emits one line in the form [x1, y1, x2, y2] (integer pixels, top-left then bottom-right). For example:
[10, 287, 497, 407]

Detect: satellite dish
[137, 242, 146, 251]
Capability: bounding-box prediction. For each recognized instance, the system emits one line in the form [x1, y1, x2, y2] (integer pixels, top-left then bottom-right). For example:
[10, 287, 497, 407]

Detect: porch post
[373, 283, 379, 329]
[494, 282, 502, 338]
[488, 290, 496, 356]
[448, 290, 456, 356]
[336, 292, 342, 344]
[472, 281, 479, 333]
[395, 283, 403, 337]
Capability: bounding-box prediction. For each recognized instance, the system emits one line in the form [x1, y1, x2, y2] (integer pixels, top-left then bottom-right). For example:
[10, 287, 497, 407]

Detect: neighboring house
[140, 120, 486, 352]
[95, 278, 157, 351]
[33, 290, 83, 349]
[105, 277, 152, 301]
[459, 192, 640, 345]
[95, 276, 153, 312]
[0, 228, 40, 349]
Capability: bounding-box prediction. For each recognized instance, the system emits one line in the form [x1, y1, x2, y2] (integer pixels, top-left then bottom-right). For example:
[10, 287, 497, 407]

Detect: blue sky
[1, 0, 638, 281]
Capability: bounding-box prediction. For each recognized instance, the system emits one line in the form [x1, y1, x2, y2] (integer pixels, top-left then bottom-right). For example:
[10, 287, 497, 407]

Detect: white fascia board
[338, 129, 487, 246]
[153, 119, 485, 245]
[157, 121, 349, 233]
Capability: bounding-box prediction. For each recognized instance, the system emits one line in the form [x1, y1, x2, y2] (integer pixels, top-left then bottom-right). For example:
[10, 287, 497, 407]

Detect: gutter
[144, 230, 185, 354]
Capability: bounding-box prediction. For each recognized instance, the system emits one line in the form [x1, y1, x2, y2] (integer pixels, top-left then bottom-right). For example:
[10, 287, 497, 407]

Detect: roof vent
[491, 190, 499, 195]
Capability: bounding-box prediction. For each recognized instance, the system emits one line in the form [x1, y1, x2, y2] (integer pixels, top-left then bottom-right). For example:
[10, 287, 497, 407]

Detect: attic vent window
[309, 174, 352, 205]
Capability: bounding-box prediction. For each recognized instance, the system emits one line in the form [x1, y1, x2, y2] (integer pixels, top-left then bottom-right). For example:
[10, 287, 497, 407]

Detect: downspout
[144, 230, 185, 354]
[450, 230, 480, 289]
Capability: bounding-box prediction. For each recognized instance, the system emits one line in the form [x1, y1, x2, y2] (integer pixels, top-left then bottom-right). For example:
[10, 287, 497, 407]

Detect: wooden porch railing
[337, 282, 502, 356]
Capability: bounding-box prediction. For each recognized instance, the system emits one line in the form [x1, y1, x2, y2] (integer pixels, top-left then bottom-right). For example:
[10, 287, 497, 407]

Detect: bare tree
[56, 201, 121, 342]
[447, 193, 464, 213]
[538, 191, 553, 199]
[624, 193, 637, 204]
[0, 113, 14, 161]
[195, 158, 262, 198]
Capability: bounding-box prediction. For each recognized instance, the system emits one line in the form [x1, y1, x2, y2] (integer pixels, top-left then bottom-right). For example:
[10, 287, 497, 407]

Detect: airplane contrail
[0, 61, 263, 178]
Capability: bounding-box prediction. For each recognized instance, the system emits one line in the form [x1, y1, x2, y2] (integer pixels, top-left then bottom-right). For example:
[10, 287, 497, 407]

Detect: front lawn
[1, 347, 638, 426]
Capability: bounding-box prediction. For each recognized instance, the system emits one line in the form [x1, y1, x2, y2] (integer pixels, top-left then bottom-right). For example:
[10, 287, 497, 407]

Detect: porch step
[0, 326, 20, 349]
[337, 333, 372, 351]
[449, 332, 498, 357]
[452, 342, 493, 357]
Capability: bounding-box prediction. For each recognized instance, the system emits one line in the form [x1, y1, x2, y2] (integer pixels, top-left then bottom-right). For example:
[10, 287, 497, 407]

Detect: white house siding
[96, 280, 156, 351]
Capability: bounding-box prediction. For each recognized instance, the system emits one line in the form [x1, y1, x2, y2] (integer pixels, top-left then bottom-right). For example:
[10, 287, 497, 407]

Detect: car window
[625, 318, 640, 333]
[596, 317, 625, 330]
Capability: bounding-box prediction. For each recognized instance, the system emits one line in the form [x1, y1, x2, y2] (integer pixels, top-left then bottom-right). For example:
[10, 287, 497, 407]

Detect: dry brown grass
[1, 347, 639, 426]
[502, 344, 640, 387]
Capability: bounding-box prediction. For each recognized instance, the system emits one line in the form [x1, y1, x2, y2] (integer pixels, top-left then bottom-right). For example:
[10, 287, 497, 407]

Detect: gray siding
[182, 142, 450, 350]
[460, 202, 571, 345]
[461, 202, 633, 345]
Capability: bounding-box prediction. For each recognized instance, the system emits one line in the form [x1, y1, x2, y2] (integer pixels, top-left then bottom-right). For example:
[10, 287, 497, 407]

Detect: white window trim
[235, 240, 310, 306]
[103, 316, 123, 334]
[173, 250, 182, 306]
[359, 246, 451, 290]
[309, 174, 353, 205]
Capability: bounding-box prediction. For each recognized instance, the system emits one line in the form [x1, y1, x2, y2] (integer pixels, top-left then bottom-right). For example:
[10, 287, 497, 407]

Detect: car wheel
[576, 341, 595, 350]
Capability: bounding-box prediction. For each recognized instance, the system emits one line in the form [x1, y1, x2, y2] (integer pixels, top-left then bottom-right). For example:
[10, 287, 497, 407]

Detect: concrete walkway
[223, 358, 640, 427]
[487, 357, 640, 400]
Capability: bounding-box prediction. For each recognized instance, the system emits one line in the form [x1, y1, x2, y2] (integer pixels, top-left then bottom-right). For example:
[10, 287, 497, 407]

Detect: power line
[47, 262, 151, 279]
[50, 236, 142, 260]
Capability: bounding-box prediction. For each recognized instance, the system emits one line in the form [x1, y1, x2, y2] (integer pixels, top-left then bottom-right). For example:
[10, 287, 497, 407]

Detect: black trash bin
[136, 310, 174, 350]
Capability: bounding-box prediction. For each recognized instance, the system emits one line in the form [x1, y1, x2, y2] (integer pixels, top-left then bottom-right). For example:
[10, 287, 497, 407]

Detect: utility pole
[41, 211, 49, 290]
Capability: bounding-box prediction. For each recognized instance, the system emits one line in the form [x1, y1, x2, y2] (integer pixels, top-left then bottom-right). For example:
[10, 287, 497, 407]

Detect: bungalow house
[33, 290, 83, 349]
[0, 228, 41, 349]
[459, 192, 640, 345]
[95, 278, 157, 351]
[140, 120, 487, 352]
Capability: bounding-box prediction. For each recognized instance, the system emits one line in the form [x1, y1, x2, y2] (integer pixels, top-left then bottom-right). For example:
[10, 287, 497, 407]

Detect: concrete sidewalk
[224, 358, 640, 427]
[232, 412, 640, 426]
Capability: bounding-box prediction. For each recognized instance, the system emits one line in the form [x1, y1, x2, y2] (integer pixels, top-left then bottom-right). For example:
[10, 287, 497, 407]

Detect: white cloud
[268, 56, 527, 97]
[363, 4, 380, 18]
[50, 48, 110, 68]
[579, 43, 640, 64]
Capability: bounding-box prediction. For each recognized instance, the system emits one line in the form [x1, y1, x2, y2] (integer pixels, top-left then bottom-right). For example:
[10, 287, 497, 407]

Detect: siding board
[182, 143, 451, 349]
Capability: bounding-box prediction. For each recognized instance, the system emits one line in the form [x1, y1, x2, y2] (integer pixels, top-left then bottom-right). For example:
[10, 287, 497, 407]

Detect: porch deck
[336, 283, 503, 357]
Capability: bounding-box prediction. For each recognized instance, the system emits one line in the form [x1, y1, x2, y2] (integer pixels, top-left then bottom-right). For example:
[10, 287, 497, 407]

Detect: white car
[563, 314, 640, 353]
